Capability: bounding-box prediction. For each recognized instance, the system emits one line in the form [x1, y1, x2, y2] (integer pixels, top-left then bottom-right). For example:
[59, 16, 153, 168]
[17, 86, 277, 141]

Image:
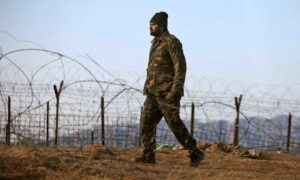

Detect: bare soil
[0, 143, 299, 179]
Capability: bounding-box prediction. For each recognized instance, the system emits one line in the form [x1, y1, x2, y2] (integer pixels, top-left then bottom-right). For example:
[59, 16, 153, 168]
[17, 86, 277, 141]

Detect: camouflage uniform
[141, 31, 197, 152]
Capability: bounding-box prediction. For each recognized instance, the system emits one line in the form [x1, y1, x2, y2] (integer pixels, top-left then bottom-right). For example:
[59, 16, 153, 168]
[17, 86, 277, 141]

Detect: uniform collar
[151, 31, 169, 43]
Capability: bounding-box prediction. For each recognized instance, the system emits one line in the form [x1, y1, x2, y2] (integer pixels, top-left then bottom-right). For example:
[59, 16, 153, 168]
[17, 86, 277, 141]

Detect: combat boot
[135, 149, 156, 163]
[188, 148, 204, 167]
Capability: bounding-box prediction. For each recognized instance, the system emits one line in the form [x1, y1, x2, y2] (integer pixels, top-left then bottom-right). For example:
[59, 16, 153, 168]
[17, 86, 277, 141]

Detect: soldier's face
[150, 23, 160, 36]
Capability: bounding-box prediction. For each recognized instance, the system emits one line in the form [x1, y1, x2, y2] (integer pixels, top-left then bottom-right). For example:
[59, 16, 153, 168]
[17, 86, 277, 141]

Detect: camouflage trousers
[141, 94, 197, 151]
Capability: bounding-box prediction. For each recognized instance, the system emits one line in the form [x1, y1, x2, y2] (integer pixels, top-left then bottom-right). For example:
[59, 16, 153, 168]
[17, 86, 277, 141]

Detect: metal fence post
[91, 130, 94, 145]
[46, 101, 50, 147]
[233, 95, 242, 146]
[286, 113, 292, 152]
[190, 102, 195, 138]
[54, 81, 64, 146]
[101, 96, 105, 145]
[139, 106, 143, 147]
[6, 96, 11, 145]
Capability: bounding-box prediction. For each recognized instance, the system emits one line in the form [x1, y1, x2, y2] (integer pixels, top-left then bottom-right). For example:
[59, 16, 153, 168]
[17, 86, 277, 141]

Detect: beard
[150, 29, 160, 37]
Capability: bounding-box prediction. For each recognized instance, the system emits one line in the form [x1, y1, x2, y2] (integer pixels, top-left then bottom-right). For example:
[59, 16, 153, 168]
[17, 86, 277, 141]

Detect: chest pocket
[154, 42, 171, 64]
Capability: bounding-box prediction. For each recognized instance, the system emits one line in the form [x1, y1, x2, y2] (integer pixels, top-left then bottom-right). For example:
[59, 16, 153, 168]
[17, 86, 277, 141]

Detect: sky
[0, 0, 300, 86]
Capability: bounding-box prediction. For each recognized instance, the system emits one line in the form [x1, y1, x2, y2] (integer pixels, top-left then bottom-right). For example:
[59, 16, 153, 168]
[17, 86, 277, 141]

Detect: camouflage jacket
[143, 31, 186, 97]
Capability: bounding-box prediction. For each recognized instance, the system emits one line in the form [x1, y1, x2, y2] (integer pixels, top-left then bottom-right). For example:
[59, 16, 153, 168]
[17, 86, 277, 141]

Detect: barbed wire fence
[1, 31, 300, 154]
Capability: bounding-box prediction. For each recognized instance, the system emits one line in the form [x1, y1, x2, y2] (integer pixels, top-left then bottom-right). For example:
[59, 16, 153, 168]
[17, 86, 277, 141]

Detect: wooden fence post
[101, 96, 105, 145]
[6, 96, 11, 145]
[54, 81, 64, 146]
[233, 95, 243, 146]
[286, 113, 292, 152]
[190, 102, 195, 138]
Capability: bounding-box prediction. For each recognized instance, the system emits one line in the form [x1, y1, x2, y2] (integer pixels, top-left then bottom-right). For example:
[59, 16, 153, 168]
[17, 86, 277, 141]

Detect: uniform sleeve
[168, 37, 186, 96]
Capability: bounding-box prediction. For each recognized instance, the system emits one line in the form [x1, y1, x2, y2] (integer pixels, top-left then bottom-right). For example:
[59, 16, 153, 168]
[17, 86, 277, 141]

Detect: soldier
[135, 12, 204, 166]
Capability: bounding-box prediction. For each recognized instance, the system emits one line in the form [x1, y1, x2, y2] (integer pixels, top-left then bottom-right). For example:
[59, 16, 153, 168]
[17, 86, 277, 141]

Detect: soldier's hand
[165, 90, 176, 101]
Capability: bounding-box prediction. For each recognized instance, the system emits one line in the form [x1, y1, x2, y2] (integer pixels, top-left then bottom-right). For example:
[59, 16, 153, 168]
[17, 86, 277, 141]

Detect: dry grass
[0, 143, 299, 179]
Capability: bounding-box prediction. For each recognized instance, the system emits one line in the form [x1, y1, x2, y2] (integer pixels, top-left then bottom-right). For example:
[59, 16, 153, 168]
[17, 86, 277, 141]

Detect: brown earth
[0, 142, 299, 179]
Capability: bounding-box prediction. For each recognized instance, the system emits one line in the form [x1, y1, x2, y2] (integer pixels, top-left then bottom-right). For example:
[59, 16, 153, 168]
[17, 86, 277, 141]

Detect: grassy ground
[0, 143, 299, 179]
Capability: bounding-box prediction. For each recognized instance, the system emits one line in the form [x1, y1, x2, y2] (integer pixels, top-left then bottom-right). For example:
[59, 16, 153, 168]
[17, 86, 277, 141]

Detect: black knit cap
[150, 12, 168, 27]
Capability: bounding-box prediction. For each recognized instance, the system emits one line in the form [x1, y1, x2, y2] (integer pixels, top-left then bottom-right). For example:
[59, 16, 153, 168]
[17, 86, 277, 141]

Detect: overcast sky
[1, 0, 300, 86]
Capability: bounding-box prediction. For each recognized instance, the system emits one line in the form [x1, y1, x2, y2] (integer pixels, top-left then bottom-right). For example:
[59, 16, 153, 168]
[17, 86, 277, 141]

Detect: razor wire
[0, 32, 300, 154]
